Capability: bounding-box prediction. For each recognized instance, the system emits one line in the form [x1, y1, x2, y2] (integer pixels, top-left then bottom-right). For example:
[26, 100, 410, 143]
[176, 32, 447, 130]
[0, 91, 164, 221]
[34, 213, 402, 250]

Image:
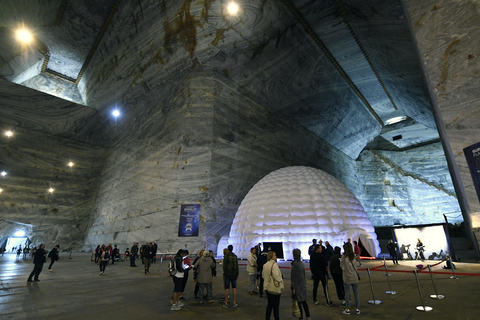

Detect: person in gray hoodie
[194, 250, 216, 303]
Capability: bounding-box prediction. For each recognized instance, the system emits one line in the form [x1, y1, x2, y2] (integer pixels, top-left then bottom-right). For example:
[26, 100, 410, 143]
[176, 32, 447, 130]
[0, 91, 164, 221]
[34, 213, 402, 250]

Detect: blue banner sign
[464, 141, 480, 204]
[178, 204, 200, 237]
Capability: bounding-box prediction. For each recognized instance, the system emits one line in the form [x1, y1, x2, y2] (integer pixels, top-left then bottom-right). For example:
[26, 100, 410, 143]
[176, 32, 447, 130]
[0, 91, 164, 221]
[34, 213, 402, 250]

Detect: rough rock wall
[404, 0, 480, 245]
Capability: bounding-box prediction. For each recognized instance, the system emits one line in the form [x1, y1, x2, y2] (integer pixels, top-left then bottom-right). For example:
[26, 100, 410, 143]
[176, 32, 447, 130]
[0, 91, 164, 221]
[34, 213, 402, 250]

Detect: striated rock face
[227, 166, 380, 260]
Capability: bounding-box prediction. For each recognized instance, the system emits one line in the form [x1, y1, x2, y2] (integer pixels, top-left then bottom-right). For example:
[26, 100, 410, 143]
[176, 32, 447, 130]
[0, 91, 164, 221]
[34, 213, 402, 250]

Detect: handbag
[350, 260, 360, 280]
[268, 262, 283, 295]
[292, 299, 301, 318]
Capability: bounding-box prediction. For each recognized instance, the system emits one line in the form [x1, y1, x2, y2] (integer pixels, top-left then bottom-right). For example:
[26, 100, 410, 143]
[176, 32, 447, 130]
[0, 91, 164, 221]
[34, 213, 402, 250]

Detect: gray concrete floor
[1, 253, 480, 319]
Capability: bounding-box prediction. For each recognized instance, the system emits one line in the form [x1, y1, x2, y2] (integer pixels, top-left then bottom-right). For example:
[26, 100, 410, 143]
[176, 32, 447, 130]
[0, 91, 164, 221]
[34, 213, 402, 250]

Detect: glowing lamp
[112, 109, 120, 118]
[16, 29, 33, 44]
[14, 230, 25, 237]
[227, 1, 239, 15]
[0, 188, 3, 193]
[48, 187, 55, 193]
[0, 171, 6, 177]
[5, 130, 13, 137]
[68, 161, 74, 167]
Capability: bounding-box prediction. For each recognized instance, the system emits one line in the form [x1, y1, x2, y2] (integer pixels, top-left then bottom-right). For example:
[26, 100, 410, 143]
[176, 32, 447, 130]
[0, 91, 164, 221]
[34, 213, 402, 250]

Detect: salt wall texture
[228, 166, 380, 260]
[404, 0, 480, 239]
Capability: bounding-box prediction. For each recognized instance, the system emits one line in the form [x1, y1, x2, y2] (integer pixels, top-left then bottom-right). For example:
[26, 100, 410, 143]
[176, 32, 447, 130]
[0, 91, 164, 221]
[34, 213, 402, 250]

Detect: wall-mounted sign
[464, 142, 480, 204]
[178, 204, 200, 237]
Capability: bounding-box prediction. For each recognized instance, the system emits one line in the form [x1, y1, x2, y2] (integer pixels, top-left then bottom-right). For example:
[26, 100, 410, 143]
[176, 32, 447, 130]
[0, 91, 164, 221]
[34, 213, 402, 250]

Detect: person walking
[291, 249, 310, 320]
[247, 247, 258, 295]
[353, 241, 362, 267]
[142, 242, 153, 274]
[47, 245, 60, 271]
[340, 243, 361, 315]
[99, 247, 110, 275]
[262, 251, 283, 320]
[27, 243, 47, 282]
[387, 239, 399, 265]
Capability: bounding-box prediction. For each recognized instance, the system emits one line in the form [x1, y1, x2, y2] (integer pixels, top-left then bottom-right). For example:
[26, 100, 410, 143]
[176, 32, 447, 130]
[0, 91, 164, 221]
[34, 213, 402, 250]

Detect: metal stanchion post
[449, 257, 460, 279]
[384, 260, 397, 295]
[413, 270, 433, 311]
[367, 268, 381, 304]
[427, 265, 444, 299]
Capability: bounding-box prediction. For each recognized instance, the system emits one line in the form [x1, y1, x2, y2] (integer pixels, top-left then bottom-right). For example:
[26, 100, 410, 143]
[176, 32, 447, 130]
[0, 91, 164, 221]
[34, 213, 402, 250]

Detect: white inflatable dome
[226, 166, 380, 260]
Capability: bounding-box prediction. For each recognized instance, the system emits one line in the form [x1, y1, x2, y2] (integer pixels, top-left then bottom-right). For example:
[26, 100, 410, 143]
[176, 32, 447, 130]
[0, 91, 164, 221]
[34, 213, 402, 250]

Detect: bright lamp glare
[112, 109, 120, 117]
[14, 230, 25, 237]
[0, 188, 3, 193]
[48, 187, 55, 193]
[68, 161, 74, 167]
[16, 29, 33, 44]
[5, 130, 13, 137]
[227, 2, 239, 15]
[1, 171, 6, 177]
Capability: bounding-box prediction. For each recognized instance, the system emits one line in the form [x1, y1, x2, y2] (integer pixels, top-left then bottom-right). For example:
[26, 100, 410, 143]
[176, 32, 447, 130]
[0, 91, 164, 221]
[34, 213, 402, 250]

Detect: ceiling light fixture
[5, 130, 13, 137]
[227, 1, 239, 16]
[14, 230, 25, 237]
[48, 187, 55, 193]
[385, 116, 407, 126]
[68, 161, 74, 167]
[112, 109, 120, 118]
[1, 171, 6, 177]
[15, 28, 33, 44]
[0, 188, 3, 193]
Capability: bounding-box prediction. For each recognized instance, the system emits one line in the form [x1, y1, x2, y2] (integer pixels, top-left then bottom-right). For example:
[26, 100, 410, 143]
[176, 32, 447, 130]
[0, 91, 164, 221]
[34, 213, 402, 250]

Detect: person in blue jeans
[340, 243, 360, 315]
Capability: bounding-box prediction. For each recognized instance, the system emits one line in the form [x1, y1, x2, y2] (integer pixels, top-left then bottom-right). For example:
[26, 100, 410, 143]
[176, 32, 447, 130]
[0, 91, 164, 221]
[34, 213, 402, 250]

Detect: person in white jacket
[247, 247, 258, 295]
[262, 251, 284, 320]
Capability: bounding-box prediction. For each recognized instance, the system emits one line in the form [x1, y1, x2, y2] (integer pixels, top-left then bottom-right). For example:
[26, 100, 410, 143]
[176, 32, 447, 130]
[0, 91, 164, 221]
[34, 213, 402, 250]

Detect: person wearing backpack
[171, 249, 187, 311]
[222, 244, 239, 308]
[99, 248, 110, 275]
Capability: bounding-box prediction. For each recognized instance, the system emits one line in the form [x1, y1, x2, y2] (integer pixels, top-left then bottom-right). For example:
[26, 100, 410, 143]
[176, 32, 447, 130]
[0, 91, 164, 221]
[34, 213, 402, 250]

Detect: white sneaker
[170, 305, 181, 311]
[314, 300, 320, 305]
[48, 269, 52, 272]
[176, 302, 184, 307]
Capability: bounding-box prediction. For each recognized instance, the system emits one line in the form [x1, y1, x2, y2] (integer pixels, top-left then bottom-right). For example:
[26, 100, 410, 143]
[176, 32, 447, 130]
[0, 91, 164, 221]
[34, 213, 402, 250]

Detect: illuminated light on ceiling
[1, 171, 6, 177]
[15, 28, 33, 44]
[385, 116, 407, 126]
[227, 1, 240, 15]
[48, 187, 55, 193]
[0, 188, 3, 193]
[68, 161, 74, 167]
[112, 109, 121, 118]
[14, 230, 25, 237]
[5, 130, 13, 137]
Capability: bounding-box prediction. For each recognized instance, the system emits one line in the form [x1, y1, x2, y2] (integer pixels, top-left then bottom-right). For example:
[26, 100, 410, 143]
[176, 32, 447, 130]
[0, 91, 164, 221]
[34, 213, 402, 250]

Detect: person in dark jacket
[257, 250, 268, 297]
[48, 245, 60, 271]
[130, 242, 138, 267]
[27, 243, 47, 282]
[329, 246, 345, 306]
[171, 249, 187, 311]
[324, 241, 334, 264]
[142, 243, 153, 274]
[291, 249, 311, 320]
[310, 245, 332, 306]
[387, 240, 399, 265]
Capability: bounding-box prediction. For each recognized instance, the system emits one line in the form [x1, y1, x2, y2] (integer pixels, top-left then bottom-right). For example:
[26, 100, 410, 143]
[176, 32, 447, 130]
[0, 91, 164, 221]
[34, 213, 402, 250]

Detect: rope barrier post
[448, 257, 460, 279]
[384, 259, 397, 295]
[427, 265, 444, 299]
[367, 268, 381, 304]
[413, 270, 433, 312]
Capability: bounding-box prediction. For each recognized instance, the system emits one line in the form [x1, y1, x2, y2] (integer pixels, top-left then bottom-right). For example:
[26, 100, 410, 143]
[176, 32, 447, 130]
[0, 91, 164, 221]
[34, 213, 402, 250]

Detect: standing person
[255, 243, 262, 255]
[130, 242, 138, 267]
[142, 242, 152, 274]
[193, 250, 205, 299]
[27, 243, 47, 282]
[340, 243, 360, 315]
[152, 241, 158, 263]
[310, 245, 333, 306]
[194, 250, 216, 303]
[329, 246, 345, 306]
[47, 245, 60, 271]
[94, 245, 101, 263]
[171, 249, 186, 311]
[99, 247, 110, 275]
[353, 241, 362, 267]
[387, 240, 399, 265]
[180, 250, 191, 301]
[291, 249, 310, 320]
[324, 241, 334, 265]
[262, 251, 283, 320]
[308, 239, 317, 258]
[257, 249, 268, 298]
[222, 245, 239, 308]
[247, 247, 258, 295]
[111, 245, 119, 264]
[416, 238, 425, 261]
